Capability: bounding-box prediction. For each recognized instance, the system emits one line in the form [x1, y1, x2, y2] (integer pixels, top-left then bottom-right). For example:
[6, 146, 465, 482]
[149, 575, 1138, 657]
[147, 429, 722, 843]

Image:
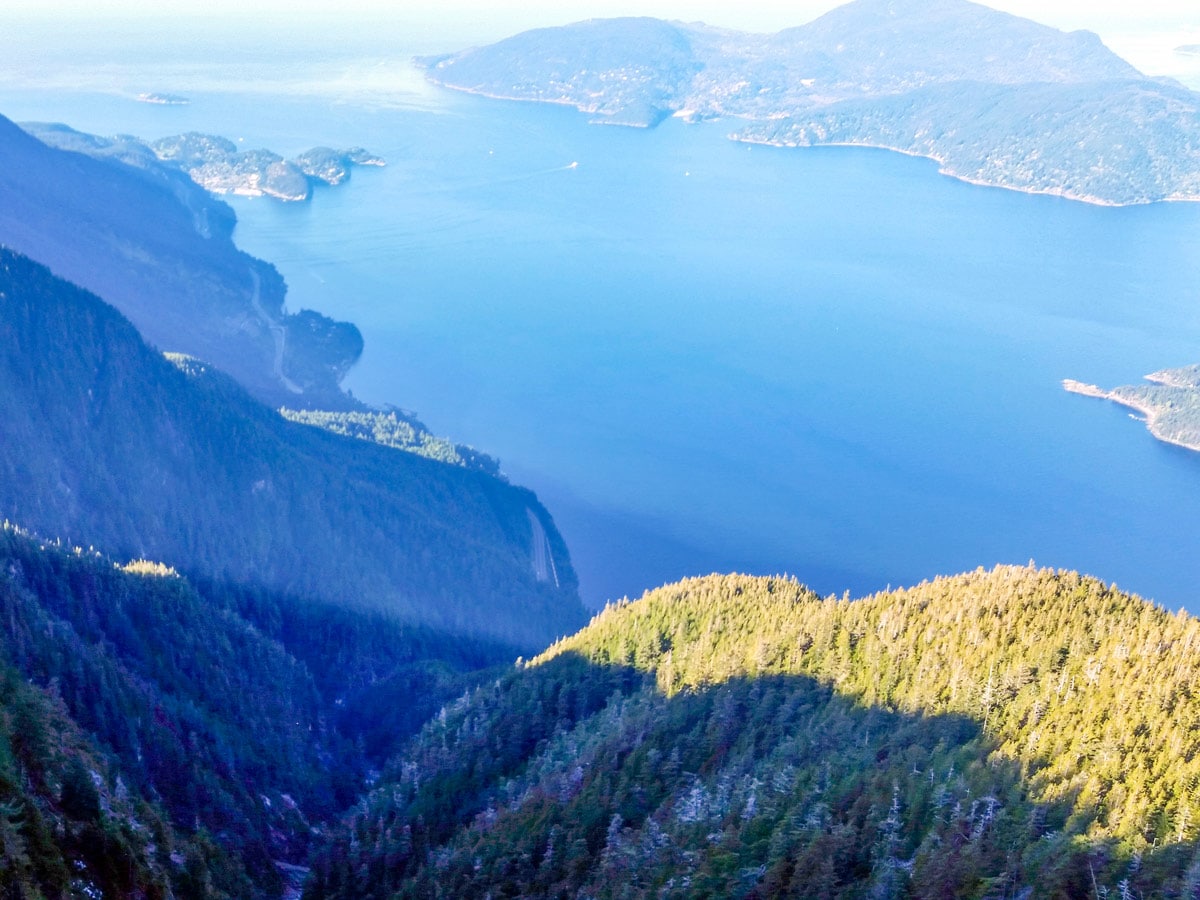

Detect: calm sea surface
[4, 51, 1200, 609]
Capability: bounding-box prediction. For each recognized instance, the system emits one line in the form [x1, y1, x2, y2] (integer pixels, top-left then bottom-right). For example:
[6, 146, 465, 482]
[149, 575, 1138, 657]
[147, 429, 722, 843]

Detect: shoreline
[426, 78, 607, 116]
[1062, 378, 1200, 454]
[427, 78, 662, 128]
[425, 76, 1197, 208]
[730, 135, 1200, 208]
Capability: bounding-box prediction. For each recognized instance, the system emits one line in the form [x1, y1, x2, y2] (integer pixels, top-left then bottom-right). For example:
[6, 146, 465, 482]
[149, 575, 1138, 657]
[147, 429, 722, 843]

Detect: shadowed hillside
[309, 566, 1200, 898]
[0, 114, 360, 408]
[0, 248, 586, 650]
[0, 520, 526, 896]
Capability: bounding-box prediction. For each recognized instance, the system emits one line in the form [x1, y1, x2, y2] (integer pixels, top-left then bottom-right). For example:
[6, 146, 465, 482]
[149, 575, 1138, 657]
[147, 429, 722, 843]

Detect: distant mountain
[424, 0, 1200, 204]
[309, 566, 1200, 899]
[1065, 364, 1200, 452]
[0, 247, 586, 650]
[0, 113, 360, 408]
[423, 17, 702, 127]
[732, 78, 1200, 205]
[763, 0, 1140, 87]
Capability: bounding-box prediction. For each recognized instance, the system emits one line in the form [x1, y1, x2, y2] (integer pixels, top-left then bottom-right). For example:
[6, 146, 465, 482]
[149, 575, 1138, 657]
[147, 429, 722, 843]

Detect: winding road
[248, 268, 303, 395]
[526, 508, 561, 588]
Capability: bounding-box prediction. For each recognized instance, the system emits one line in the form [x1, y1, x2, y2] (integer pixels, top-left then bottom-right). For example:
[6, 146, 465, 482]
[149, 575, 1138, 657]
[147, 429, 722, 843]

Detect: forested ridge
[0, 247, 584, 650]
[0, 649, 189, 900]
[309, 566, 1200, 899]
[280, 408, 501, 476]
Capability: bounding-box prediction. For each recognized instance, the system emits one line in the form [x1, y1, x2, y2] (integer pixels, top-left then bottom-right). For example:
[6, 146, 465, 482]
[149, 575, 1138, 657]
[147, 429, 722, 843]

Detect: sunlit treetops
[308, 566, 1200, 899]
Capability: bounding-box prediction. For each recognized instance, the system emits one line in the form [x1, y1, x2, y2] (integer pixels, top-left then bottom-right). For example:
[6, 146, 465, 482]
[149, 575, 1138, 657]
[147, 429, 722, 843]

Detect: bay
[4, 60, 1200, 610]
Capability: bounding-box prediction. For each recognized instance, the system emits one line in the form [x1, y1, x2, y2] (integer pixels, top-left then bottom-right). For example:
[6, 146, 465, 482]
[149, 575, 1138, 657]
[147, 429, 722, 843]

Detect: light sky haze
[7, 0, 1194, 41]
[8, 1, 1196, 82]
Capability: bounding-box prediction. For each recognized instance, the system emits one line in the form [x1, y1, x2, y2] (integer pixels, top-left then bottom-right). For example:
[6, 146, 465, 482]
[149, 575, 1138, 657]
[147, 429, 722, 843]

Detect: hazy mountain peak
[777, 0, 1141, 86]
[425, 16, 700, 127]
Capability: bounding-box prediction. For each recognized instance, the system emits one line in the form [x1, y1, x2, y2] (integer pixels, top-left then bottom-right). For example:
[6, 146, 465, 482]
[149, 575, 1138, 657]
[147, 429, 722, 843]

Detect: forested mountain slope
[309, 566, 1200, 898]
[0, 525, 333, 896]
[0, 113, 359, 408]
[0, 521, 520, 897]
[280, 407, 501, 475]
[0, 648, 187, 899]
[0, 248, 585, 649]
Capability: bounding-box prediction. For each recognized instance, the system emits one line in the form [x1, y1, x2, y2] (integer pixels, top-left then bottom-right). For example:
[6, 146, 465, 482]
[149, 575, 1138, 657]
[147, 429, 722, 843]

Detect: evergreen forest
[3, 9, 1200, 891]
[0, 248, 584, 651]
[309, 568, 1200, 899]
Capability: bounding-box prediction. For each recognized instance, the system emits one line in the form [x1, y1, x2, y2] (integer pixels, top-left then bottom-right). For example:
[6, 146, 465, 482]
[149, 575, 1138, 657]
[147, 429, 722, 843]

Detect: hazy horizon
[4, 1, 1198, 87]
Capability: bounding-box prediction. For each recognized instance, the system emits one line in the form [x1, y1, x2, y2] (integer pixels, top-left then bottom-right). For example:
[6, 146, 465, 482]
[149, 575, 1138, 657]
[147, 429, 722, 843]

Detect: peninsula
[1064, 366, 1200, 452]
[24, 123, 384, 202]
[422, 0, 1200, 205]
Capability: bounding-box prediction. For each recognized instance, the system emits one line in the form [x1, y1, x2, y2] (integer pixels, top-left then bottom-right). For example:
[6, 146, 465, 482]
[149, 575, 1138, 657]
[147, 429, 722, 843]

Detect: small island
[136, 92, 190, 105]
[294, 146, 386, 185]
[1177, 45, 1200, 58]
[25, 124, 385, 202]
[1064, 365, 1200, 452]
[151, 133, 386, 201]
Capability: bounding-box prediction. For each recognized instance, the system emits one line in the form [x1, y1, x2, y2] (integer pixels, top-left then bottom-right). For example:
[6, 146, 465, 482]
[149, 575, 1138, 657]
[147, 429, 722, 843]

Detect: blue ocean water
[4, 62, 1200, 610]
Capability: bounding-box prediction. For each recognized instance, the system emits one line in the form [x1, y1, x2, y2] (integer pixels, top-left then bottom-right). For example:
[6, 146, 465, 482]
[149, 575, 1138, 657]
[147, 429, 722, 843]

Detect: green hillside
[0, 650, 187, 900]
[0, 524, 330, 896]
[0, 247, 585, 650]
[280, 408, 501, 475]
[309, 566, 1200, 899]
